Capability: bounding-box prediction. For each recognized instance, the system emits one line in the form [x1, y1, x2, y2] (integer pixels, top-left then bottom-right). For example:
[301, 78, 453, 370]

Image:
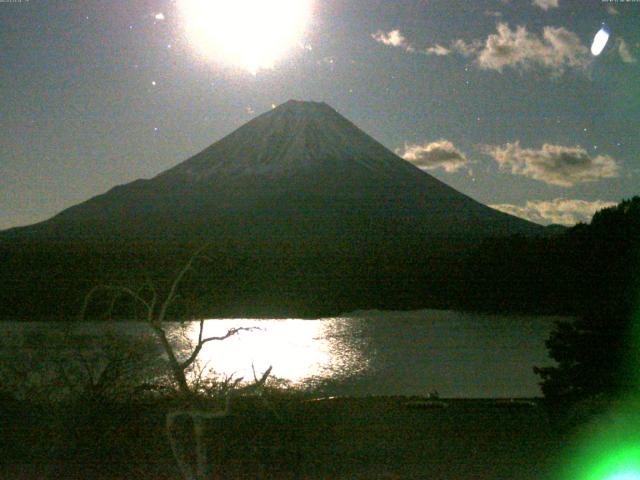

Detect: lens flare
[607, 473, 640, 480]
[591, 28, 610, 56]
[560, 418, 640, 480]
[586, 445, 640, 480]
[179, 0, 312, 74]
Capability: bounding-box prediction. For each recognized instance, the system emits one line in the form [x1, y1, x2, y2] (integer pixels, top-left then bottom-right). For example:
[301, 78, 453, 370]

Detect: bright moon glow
[179, 0, 312, 74]
[591, 28, 610, 56]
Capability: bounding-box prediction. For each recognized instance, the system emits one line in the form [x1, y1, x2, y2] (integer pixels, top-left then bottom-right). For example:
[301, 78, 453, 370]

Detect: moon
[179, 0, 313, 74]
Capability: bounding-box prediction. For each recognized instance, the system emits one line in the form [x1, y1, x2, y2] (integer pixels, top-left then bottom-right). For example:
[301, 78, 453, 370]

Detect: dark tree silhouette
[534, 303, 636, 402]
[534, 197, 640, 403]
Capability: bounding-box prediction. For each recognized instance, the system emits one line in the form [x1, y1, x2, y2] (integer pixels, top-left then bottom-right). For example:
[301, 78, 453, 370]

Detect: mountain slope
[0, 100, 547, 318]
[1, 100, 540, 242]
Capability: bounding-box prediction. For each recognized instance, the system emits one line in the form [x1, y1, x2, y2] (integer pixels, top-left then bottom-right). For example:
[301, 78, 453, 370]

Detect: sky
[1, 0, 638, 229]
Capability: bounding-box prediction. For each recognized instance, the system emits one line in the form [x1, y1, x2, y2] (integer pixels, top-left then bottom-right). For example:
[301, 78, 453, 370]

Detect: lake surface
[0, 310, 566, 398]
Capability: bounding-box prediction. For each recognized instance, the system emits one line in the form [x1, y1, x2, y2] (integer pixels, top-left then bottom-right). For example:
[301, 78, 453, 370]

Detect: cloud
[425, 44, 450, 56]
[451, 39, 483, 57]
[373, 29, 479, 58]
[425, 24, 590, 75]
[476, 23, 590, 74]
[483, 141, 619, 187]
[489, 199, 617, 225]
[618, 39, 637, 63]
[372, 30, 414, 52]
[532, 0, 559, 10]
[401, 140, 469, 173]
[379, 23, 591, 76]
[425, 39, 482, 57]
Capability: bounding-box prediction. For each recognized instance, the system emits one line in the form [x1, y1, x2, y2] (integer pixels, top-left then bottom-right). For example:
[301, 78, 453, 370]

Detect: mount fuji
[0, 100, 543, 318]
[1, 100, 539, 242]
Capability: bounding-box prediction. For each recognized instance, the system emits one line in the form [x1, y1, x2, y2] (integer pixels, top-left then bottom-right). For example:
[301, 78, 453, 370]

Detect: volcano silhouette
[0, 101, 544, 318]
[2, 100, 539, 241]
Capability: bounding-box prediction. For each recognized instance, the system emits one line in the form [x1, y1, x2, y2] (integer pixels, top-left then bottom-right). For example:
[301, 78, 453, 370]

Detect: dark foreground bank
[1, 395, 572, 480]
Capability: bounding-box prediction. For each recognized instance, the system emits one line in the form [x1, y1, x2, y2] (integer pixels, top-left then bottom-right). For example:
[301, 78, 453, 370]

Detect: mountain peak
[280, 99, 329, 109]
[269, 99, 338, 120]
[158, 100, 411, 182]
[268, 98, 335, 118]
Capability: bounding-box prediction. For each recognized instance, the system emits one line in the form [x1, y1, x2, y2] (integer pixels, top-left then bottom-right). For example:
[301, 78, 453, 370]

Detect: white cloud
[532, 0, 559, 11]
[425, 39, 482, 57]
[425, 44, 450, 56]
[484, 141, 619, 187]
[490, 199, 617, 225]
[477, 23, 590, 74]
[618, 39, 637, 64]
[379, 23, 591, 76]
[371, 30, 414, 52]
[401, 140, 469, 173]
[451, 39, 483, 57]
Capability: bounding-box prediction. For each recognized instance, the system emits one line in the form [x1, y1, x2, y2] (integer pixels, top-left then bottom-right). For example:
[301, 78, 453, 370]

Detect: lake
[0, 310, 565, 398]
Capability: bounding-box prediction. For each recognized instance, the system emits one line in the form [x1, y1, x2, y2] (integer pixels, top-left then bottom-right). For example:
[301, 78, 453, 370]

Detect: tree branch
[142, 272, 158, 322]
[157, 243, 210, 324]
[80, 284, 152, 321]
[237, 365, 272, 395]
[179, 326, 258, 370]
[200, 326, 258, 345]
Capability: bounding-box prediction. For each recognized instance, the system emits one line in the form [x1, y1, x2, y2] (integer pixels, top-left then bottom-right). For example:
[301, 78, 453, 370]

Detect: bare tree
[81, 244, 257, 396]
[80, 244, 273, 480]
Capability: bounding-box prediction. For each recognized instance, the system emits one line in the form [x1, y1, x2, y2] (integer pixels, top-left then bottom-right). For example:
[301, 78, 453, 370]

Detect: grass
[1, 395, 570, 479]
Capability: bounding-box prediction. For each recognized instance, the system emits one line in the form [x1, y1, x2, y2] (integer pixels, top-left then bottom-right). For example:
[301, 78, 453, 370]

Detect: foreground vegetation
[0, 317, 573, 480]
[1, 394, 571, 480]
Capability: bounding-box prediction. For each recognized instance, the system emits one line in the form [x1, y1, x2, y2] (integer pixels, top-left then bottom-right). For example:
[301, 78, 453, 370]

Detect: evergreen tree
[535, 197, 640, 402]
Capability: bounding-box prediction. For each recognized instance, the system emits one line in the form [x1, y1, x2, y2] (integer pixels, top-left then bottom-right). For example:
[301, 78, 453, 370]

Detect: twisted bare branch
[80, 284, 152, 321]
[156, 243, 210, 325]
[180, 324, 259, 370]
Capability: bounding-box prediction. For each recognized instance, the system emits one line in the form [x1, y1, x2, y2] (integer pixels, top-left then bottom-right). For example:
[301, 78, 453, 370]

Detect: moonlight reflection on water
[178, 318, 371, 386]
[0, 311, 561, 397]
